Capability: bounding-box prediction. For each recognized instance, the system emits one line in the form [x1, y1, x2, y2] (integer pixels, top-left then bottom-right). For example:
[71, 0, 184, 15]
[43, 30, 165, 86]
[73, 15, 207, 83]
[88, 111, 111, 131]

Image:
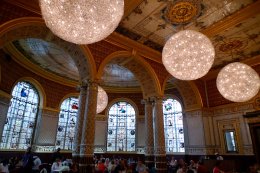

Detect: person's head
[198, 160, 204, 165]
[190, 160, 194, 164]
[55, 158, 61, 163]
[1, 159, 9, 166]
[27, 147, 32, 153]
[57, 148, 61, 152]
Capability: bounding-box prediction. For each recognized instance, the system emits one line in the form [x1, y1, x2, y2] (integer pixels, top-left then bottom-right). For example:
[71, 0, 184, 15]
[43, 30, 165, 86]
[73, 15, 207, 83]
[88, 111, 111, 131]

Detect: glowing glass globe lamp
[97, 86, 108, 114]
[162, 30, 215, 80]
[40, 0, 124, 44]
[217, 62, 260, 102]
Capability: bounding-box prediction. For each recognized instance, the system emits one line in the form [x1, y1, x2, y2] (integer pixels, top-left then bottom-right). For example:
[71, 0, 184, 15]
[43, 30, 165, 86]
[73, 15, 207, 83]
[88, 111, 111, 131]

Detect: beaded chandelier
[40, 0, 124, 44]
[162, 30, 215, 80]
[97, 86, 108, 114]
[217, 62, 260, 102]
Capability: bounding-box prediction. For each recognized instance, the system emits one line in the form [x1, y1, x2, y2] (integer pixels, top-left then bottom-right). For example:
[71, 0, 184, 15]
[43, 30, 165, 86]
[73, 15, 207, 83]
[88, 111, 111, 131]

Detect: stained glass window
[1, 81, 39, 149]
[163, 98, 185, 152]
[56, 97, 78, 150]
[107, 101, 136, 152]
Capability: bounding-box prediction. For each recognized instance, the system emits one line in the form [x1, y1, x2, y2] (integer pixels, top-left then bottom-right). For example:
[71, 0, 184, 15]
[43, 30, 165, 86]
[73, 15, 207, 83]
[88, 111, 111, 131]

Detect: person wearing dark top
[52, 148, 62, 162]
[22, 147, 34, 173]
[114, 160, 126, 173]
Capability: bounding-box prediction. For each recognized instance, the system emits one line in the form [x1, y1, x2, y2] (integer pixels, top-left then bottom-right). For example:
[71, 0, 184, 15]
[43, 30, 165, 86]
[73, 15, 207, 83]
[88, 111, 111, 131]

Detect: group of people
[168, 153, 225, 173]
[0, 147, 78, 173]
[93, 156, 155, 173]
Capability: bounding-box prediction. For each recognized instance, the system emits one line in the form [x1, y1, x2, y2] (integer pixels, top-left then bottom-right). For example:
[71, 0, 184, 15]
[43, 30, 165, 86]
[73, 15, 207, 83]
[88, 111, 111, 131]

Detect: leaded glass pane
[107, 102, 136, 152]
[1, 81, 39, 149]
[56, 97, 78, 150]
[163, 98, 185, 152]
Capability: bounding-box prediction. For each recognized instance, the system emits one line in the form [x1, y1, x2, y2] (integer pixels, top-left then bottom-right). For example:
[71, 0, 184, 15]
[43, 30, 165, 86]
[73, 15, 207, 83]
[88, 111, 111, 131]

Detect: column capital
[141, 97, 154, 105]
[150, 96, 164, 105]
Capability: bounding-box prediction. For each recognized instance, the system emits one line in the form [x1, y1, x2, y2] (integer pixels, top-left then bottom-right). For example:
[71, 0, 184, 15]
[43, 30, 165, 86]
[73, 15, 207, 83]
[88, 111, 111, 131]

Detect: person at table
[52, 148, 62, 162]
[51, 158, 63, 173]
[22, 147, 34, 173]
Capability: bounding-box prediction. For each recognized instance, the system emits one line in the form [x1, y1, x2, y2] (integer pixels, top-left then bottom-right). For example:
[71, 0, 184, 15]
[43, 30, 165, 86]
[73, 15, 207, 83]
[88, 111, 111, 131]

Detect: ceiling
[1, 0, 260, 90]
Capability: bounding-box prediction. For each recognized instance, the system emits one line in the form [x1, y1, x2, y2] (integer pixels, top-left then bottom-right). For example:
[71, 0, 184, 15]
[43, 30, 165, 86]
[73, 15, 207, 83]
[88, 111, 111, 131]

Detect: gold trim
[123, 0, 144, 19]
[0, 90, 11, 99]
[105, 32, 162, 63]
[4, 44, 79, 87]
[105, 86, 142, 93]
[6, 0, 41, 15]
[202, 0, 260, 37]
[203, 55, 260, 80]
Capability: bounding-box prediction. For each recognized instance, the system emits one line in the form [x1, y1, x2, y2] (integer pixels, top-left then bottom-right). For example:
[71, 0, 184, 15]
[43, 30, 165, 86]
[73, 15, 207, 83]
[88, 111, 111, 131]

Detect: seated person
[32, 156, 42, 173]
[0, 159, 9, 173]
[51, 158, 63, 173]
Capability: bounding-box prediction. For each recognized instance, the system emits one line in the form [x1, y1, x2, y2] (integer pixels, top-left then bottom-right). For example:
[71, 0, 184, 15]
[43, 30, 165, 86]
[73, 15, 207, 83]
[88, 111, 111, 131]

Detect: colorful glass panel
[163, 98, 185, 152]
[1, 81, 39, 149]
[56, 97, 78, 150]
[107, 101, 136, 152]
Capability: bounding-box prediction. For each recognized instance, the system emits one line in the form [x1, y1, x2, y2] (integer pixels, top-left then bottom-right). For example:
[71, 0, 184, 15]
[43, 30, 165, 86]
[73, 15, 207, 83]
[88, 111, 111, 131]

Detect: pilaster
[73, 84, 88, 163]
[79, 81, 98, 172]
[142, 98, 154, 167]
[153, 97, 167, 173]
[0, 90, 11, 143]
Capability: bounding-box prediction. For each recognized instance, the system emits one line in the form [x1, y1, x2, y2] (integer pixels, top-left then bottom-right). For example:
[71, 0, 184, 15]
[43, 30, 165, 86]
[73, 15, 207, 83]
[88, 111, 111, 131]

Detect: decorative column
[0, 90, 11, 143]
[79, 81, 98, 173]
[153, 97, 167, 173]
[73, 84, 88, 163]
[142, 98, 154, 167]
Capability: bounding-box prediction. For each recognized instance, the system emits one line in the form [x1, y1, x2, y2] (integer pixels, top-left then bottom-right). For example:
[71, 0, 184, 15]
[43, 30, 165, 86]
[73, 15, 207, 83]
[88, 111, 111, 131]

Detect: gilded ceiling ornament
[162, 0, 202, 25]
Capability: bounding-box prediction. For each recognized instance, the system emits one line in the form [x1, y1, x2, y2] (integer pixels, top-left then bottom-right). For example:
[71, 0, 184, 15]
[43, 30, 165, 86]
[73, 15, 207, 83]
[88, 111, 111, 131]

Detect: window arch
[1, 81, 39, 149]
[163, 98, 185, 152]
[107, 101, 136, 152]
[56, 97, 79, 150]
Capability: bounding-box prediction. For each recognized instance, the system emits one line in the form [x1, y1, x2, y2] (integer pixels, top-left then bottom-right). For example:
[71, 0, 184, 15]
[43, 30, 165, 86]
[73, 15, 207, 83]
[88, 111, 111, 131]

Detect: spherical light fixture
[40, 0, 124, 44]
[97, 86, 108, 114]
[162, 30, 215, 80]
[217, 62, 260, 102]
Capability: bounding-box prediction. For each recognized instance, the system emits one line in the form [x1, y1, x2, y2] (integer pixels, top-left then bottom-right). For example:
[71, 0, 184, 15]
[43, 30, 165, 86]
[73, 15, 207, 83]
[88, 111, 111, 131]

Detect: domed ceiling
[1, 0, 259, 91]
[12, 38, 140, 88]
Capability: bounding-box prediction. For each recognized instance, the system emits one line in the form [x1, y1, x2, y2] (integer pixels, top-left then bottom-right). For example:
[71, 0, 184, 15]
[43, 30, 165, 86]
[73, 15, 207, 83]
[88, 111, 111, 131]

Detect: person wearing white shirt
[32, 156, 42, 173]
[51, 159, 63, 173]
[0, 159, 9, 173]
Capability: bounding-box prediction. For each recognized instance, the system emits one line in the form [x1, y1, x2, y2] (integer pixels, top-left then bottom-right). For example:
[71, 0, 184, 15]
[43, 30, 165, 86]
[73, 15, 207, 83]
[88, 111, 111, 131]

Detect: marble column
[0, 90, 11, 144]
[72, 84, 88, 163]
[143, 98, 154, 167]
[153, 97, 167, 173]
[79, 81, 98, 173]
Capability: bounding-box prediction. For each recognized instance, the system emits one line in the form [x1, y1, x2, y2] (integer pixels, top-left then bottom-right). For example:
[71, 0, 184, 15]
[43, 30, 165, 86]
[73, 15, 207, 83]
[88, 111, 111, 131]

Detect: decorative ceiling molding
[123, 0, 144, 19]
[201, 0, 260, 37]
[4, 0, 41, 15]
[202, 54, 260, 80]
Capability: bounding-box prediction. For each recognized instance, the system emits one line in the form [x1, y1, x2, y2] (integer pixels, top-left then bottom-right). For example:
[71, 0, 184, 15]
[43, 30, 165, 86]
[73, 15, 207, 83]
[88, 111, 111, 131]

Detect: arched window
[56, 97, 78, 150]
[1, 81, 39, 149]
[107, 101, 136, 152]
[163, 98, 185, 152]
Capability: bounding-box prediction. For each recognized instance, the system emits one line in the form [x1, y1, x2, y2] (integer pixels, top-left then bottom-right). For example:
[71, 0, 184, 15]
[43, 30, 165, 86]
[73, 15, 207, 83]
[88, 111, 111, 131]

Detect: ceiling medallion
[163, 0, 201, 25]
